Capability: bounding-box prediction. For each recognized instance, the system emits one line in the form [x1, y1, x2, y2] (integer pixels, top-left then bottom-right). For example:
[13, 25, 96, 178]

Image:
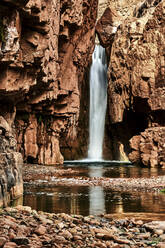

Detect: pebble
[160, 234, 165, 241]
[3, 242, 17, 248]
[12, 237, 29, 245]
[155, 229, 164, 235]
[0, 207, 165, 247]
[157, 242, 165, 248]
[137, 232, 151, 239]
[23, 164, 165, 194]
[0, 237, 6, 247]
[73, 235, 82, 240]
[60, 230, 73, 240]
[56, 222, 65, 229]
[35, 225, 47, 235]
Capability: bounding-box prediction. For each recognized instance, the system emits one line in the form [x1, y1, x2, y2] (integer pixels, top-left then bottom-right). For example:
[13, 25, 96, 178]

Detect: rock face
[0, 0, 97, 206]
[97, 0, 165, 166]
[129, 128, 165, 167]
[0, 0, 98, 165]
[0, 116, 23, 207]
[1, 0, 165, 169]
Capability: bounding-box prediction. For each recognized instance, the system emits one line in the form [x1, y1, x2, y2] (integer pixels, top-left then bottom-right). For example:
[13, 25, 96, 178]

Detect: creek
[14, 45, 165, 220]
[22, 162, 165, 219]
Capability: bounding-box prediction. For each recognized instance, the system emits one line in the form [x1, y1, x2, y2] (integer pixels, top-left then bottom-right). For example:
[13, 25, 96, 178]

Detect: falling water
[88, 45, 107, 160]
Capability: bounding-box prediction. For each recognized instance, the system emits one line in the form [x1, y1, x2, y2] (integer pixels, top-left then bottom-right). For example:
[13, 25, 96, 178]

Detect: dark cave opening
[109, 110, 149, 160]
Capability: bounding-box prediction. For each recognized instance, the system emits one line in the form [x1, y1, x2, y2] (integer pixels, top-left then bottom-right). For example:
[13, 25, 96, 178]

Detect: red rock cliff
[97, 0, 165, 166]
[0, 0, 98, 164]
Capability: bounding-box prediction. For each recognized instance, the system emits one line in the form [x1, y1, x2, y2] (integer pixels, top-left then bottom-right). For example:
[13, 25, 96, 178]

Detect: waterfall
[88, 45, 107, 160]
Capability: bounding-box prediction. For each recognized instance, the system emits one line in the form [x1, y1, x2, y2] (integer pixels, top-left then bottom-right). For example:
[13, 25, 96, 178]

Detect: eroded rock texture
[0, 0, 98, 164]
[0, 115, 23, 207]
[97, 0, 165, 166]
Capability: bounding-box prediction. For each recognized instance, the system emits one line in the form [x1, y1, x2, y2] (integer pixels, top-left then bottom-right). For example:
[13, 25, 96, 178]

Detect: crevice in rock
[109, 110, 149, 160]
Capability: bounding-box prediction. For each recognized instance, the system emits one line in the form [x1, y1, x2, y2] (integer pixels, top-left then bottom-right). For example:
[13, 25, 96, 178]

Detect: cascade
[88, 45, 107, 160]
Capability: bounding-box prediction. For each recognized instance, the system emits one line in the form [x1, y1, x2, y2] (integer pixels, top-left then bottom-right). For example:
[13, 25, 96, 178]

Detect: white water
[88, 45, 107, 160]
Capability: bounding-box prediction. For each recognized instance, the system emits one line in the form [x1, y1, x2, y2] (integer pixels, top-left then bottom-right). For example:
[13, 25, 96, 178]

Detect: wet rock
[0, 237, 6, 247]
[35, 225, 47, 236]
[3, 242, 17, 248]
[157, 243, 165, 248]
[56, 222, 65, 230]
[60, 230, 73, 240]
[8, 232, 16, 241]
[12, 237, 29, 245]
[137, 232, 151, 239]
[154, 229, 164, 235]
[136, 220, 143, 226]
[0, 207, 165, 248]
[15, 205, 32, 213]
[38, 215, 53, 225]
[53, 235, 67, 244]
[73, 235, 82, 241]
[144, 221, 165, 232]
[160, 234, 165, 242]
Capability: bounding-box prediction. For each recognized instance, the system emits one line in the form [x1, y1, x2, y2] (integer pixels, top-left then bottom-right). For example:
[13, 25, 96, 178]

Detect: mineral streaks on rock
[0, 0, 98, 164]
[0, 116, 23, 207]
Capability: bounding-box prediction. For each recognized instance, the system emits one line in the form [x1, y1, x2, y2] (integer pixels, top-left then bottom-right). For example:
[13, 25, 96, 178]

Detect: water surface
[23, 163, 165, 218]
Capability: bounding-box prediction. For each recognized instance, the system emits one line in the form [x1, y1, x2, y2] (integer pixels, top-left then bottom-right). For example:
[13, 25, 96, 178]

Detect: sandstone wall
[0, 115, 23, 207]
[98, 0, 144, 19]
[0, 0, 98, 164]
[1, 0, 164, 168]
[97, 0, 165, 166]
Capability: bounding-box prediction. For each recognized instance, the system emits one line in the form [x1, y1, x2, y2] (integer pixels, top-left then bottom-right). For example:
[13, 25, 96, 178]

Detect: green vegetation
[160, 188, 165, 193]
[37, 115, 42, 125]
[0, 19, 5, 42]
[21, 113, 29, 122]
[37, 114, 52, 129]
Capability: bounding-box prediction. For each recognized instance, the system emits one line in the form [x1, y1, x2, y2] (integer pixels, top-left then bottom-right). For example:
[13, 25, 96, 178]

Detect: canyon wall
[0, 116, 23, 207]
[0, 0, 164, 192]
[0, 0, 98, 166]
[97, 0, 165, 166]
[0, 0, 98, 205]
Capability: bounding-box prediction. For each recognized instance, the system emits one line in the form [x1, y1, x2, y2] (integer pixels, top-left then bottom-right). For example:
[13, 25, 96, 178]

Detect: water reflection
[63, 164, 165, 179]
[23, 164, 165, 217]
[89, 166, 105, 215]
[23, 185, 165, 217]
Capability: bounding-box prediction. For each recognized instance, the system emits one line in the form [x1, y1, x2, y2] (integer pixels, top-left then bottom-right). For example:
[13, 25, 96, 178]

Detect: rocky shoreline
[0, 164, 164, 247]
[0, 205, 165, 248]
[23, 164, 165, 193]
